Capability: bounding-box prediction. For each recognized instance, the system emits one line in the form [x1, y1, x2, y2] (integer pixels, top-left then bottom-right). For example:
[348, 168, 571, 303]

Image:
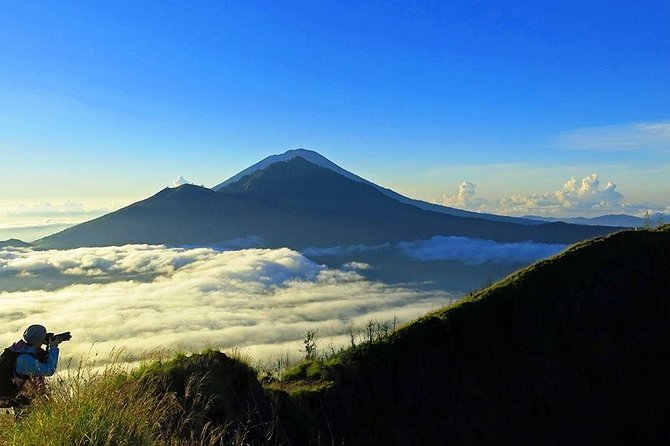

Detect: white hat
[23, 324, 47, 346]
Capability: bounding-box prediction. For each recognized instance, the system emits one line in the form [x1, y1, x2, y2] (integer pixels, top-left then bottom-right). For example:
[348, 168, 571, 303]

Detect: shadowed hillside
[276, 226, 670, 445]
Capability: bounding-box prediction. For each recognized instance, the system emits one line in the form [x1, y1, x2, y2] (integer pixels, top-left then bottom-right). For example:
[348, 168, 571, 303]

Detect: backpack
[0, 346, 47, 407]
[0, 348, 22, 407]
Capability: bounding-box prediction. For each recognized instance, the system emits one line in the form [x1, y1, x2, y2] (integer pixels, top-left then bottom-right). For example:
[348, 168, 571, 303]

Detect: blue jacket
[10, 341, 59, 377]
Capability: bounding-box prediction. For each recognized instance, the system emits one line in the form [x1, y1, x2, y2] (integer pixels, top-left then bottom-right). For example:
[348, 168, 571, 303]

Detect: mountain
[0, 238, 31, 248]
[273, 225, 670, 444]
[524, 213, 663, 228]
[215, 149, 541, 225]
[35, 155, 619, 249]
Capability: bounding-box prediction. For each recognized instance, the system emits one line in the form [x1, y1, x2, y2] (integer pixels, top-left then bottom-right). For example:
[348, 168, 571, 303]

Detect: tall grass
[0, 352, 231, 445]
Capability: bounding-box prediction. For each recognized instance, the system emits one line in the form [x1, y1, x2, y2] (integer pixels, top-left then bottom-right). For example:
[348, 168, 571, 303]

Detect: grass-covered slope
[134, 350, 287, 445]
[0, 351, 286, 446]
[281, 226, 670, 445]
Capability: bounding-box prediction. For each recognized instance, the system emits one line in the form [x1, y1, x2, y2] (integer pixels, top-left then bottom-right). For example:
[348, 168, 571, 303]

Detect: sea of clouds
[397, 236, 566, 264]
[0, 245, 453, 366]
[303, 236, 566, 265]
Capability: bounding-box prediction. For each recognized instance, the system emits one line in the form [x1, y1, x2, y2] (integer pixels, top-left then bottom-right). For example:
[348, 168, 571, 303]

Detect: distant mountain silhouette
[0, 238, 31, 248]
[524, 213, 654, 227]
[35, 155, 619, 249]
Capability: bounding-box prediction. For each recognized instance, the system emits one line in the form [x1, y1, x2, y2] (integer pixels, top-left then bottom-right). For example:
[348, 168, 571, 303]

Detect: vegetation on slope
[0, 351, 286, 446]
[0, 360, 179, 445]
[278, 226, 670, 445]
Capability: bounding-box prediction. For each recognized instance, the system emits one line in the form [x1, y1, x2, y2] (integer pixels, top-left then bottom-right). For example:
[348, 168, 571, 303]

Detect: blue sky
[1, 1, 669, 238]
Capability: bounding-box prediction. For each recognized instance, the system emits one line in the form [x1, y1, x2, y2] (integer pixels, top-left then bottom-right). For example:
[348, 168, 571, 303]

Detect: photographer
[0, 324, 70, 407]
[15, 325, 63, 377]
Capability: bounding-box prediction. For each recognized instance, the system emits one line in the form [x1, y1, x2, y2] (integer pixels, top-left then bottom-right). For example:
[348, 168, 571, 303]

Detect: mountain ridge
[35, 157, 620, 249]
[0, 238, 31, 248]
[274, 225, 670, 444]
[525, 213, 669, 228]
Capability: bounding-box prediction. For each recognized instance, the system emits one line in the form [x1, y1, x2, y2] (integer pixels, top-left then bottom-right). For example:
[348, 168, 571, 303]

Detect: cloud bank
[303, 237, 564, 265]
[397, 236, 565, 265]
[0, 201, 116, 242]
[0, 245, 451, 366]
[439, 173, 667, 217]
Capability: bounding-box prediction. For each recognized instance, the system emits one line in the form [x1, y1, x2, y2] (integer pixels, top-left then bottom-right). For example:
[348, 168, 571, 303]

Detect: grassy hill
[4, 226, 669, 445]
[278, 225, 670, 445]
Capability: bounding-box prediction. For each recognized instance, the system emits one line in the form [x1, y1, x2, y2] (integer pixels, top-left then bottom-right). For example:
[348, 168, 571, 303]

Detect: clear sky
[1, 1, 669, 239]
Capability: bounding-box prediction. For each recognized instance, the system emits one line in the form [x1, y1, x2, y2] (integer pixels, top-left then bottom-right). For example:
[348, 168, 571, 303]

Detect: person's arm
[15, 347, 59, 377]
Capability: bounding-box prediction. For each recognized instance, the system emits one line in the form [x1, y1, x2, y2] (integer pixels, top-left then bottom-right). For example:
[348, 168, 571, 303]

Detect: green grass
[0, 360, 178, 446]
[0, 350, 263, 446]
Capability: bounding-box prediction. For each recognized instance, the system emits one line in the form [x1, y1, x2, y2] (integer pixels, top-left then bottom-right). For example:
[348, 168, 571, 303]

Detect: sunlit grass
[0, 351, 231, 446]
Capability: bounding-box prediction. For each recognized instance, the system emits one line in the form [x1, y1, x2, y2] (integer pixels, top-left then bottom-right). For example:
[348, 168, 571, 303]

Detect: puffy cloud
[437, 173, 662, 217]
[398, 236, 566, 265]
[554, 174, 623, 208]
[171, 176, 192, 188]
[0, 245, 451, 367]
[441, 181, 486, 208]
[561, 121, 670, 152]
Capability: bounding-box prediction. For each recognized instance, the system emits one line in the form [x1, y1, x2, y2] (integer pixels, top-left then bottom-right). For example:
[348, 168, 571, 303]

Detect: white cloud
[343, 262, 372, 271]
[437, 173, 665, 217]
[0, 245, 451, 366]
[398, 236, 566, 265]
[171, 176, 192, 188]
[555, 174, 623, 206]
[441, 181, 487, 208]
[561, 121, 670, 152]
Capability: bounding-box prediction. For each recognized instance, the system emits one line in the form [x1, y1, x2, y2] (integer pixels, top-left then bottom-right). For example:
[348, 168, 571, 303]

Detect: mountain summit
[216, 149, 540, 225]
[35, 151, 619, 249]
[212, 148, 362, 191]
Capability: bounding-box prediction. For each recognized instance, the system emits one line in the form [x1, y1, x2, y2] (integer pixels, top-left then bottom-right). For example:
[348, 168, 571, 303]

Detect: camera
[46, 331, 72, 344]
